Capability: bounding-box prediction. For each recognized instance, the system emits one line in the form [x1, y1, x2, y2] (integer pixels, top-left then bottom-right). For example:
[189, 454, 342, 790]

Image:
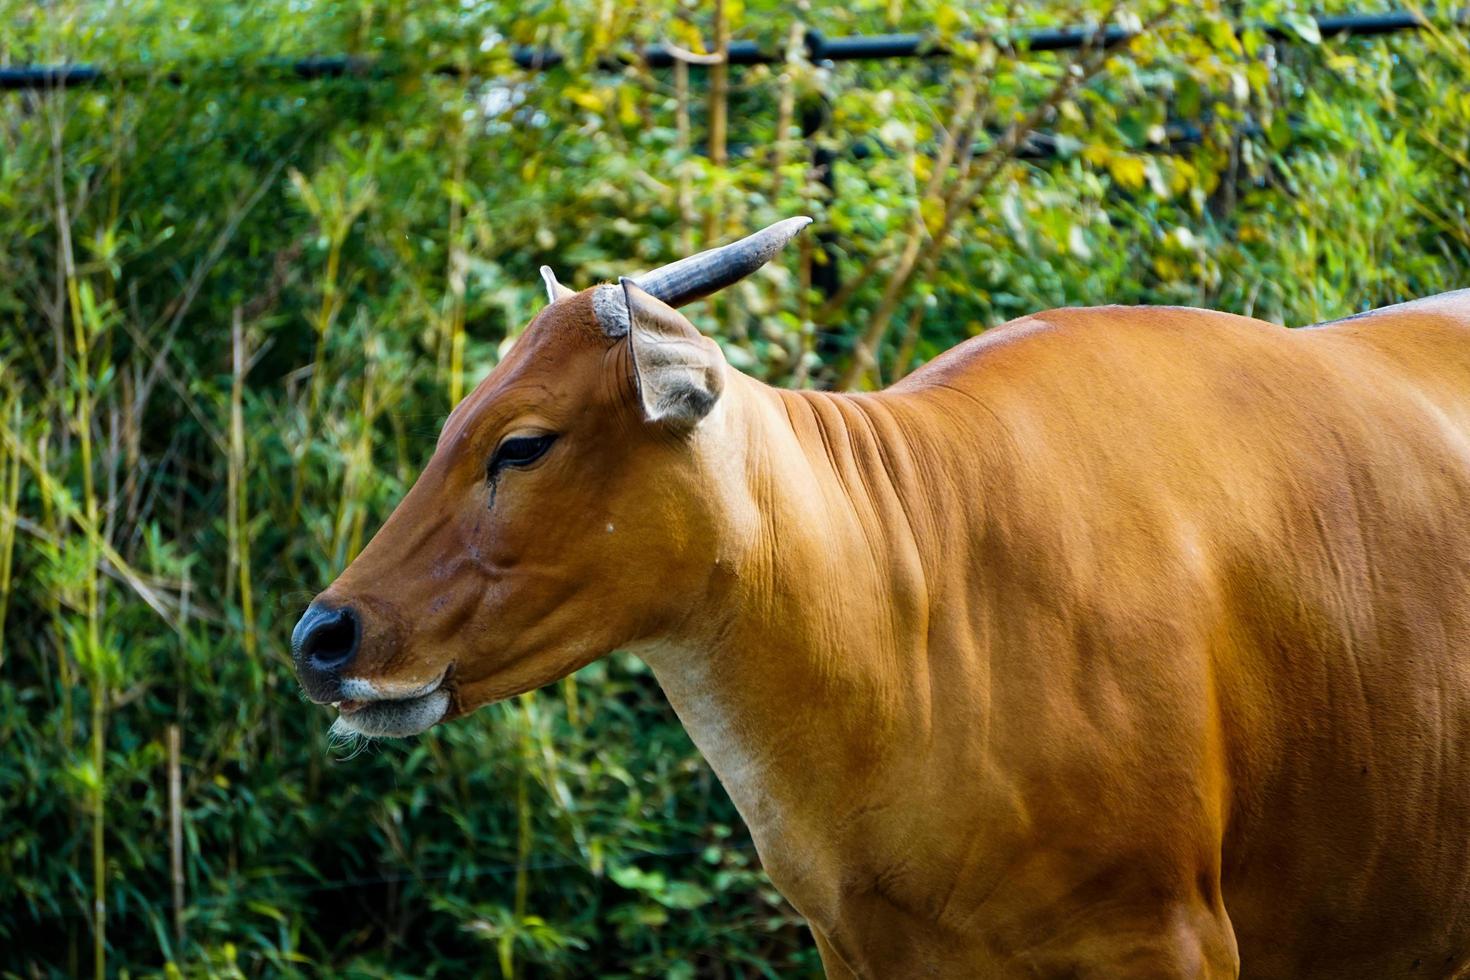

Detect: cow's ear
[619, 277, 725, 427]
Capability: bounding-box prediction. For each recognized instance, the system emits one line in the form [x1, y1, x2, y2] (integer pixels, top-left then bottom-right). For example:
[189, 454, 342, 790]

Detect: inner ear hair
[620, 278, 725, 427]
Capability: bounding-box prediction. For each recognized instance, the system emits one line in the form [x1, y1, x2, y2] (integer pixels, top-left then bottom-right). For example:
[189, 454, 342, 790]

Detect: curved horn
[632, 216, 812, 308]
[540, 265, 575, 303]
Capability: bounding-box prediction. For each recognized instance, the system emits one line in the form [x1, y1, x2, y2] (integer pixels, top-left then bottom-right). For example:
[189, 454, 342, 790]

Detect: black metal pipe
[806, 31, 931, 61]
[0, 57, 372, 90]
[1267, 10, 1427, 39]
[1017, 25, 1142, 52]
[291, 56, 371, 79]
[3, 11, 1448, 93]
[0, 65, 101, 90]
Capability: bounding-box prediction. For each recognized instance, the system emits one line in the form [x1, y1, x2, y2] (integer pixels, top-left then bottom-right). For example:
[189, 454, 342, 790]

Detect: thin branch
[839, 22, 1135, 388]
[133, 137, 303, 418]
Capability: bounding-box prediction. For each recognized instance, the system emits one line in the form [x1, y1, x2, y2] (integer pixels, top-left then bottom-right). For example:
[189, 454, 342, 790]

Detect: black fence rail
[0, 10, 1442, 91]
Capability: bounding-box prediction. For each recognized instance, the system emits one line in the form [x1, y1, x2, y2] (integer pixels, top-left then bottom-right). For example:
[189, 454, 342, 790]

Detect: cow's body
[643, 293, 1470, 977]
[296, 212, 1470, 978]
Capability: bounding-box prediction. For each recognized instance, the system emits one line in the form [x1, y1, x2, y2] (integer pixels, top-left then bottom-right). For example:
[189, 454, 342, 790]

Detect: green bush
[3, 0, 1469, 975]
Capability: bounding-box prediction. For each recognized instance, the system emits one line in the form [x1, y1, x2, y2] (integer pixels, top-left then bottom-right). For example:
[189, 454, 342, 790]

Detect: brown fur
[312, 288, 1470, 977]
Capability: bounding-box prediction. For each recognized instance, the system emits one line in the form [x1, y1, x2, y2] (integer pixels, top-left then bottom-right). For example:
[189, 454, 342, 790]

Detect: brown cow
[292, 218, 1470, 978]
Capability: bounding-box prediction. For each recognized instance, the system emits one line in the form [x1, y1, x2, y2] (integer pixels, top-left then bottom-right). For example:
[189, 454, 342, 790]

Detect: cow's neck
[641, 376, 971, 929]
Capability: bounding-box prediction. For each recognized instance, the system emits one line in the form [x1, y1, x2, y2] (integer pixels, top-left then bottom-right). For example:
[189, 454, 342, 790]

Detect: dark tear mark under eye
[486, 433, 558, 508]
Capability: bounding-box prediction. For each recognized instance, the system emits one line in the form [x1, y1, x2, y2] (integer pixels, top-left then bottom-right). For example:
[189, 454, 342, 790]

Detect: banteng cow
[293, 217, 1470, 978]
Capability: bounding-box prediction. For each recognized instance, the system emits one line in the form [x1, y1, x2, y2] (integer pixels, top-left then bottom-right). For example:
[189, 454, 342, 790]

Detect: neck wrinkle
[738, 383, 932, 706]
[645, 374, 954, 930]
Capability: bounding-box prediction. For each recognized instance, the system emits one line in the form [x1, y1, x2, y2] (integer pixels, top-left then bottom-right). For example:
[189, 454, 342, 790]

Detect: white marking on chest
[637, 643, 779, 831]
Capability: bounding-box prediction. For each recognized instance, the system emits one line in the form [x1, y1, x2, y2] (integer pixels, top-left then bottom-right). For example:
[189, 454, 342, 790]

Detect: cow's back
[892, 296, 1470, 977]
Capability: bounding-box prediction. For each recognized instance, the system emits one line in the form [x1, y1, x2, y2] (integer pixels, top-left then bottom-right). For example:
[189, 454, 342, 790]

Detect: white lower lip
[329, 670, 452, 738]
[331, 689, 451, 738]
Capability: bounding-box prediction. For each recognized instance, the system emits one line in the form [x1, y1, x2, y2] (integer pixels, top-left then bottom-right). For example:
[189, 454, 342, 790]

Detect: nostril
[298, 605, 360, 672]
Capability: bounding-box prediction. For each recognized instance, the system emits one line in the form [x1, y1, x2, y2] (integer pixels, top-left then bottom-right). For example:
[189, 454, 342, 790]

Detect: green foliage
[3, 0, 1470, 975]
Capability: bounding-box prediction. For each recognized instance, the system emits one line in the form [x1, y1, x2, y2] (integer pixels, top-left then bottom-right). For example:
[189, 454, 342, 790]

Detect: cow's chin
[330, 688, 451, 739]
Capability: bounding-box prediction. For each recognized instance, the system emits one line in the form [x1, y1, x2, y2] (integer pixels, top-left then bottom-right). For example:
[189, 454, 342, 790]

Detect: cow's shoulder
[896, 303, 1277, 396]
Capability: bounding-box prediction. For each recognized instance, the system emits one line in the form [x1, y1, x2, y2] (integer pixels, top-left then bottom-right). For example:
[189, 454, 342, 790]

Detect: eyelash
[486, 434, 558, 482]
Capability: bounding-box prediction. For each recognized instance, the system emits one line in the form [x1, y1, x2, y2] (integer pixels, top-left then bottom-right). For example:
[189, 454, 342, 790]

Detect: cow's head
[291, 217, 810, 737]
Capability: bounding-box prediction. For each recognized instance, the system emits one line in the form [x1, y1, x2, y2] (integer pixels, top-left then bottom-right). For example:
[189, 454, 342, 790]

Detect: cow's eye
[489, 433, 557, 477]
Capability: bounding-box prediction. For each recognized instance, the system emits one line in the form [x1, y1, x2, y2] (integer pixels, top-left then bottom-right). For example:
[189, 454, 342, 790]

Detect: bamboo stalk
[664, 41, 723, 255]
[0, 396, 19, 669]
[703, 0, 731, 246]
[707, 0, 729, 171]
[168, 724, 184, 949]
[509, 693, 537, 980]
[306, 239, 344, 422]
[705, 0, 731, 325]
[286, 230, 346, 538]
[674, 56, 693, 255]
[35, 435, 74, 746]
[341, 330, 380, 564]
[230, 309, 256, 660]
[446, 113, 469, 407]
[52, 93, 108, 978]
[768, 23, 804, 202]
[90, 694, 105, 980]
[561, 674, 579, 729]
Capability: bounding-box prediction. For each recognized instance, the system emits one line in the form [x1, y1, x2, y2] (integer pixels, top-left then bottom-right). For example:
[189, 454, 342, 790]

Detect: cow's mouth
[330, 670, 452, 738]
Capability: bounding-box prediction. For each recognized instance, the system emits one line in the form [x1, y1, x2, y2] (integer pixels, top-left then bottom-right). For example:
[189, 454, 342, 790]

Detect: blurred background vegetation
[3, 0, 1470, 975]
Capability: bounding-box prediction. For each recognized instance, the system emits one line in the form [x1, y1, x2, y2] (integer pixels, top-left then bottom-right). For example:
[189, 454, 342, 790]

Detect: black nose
[292, 603, 361, 689]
